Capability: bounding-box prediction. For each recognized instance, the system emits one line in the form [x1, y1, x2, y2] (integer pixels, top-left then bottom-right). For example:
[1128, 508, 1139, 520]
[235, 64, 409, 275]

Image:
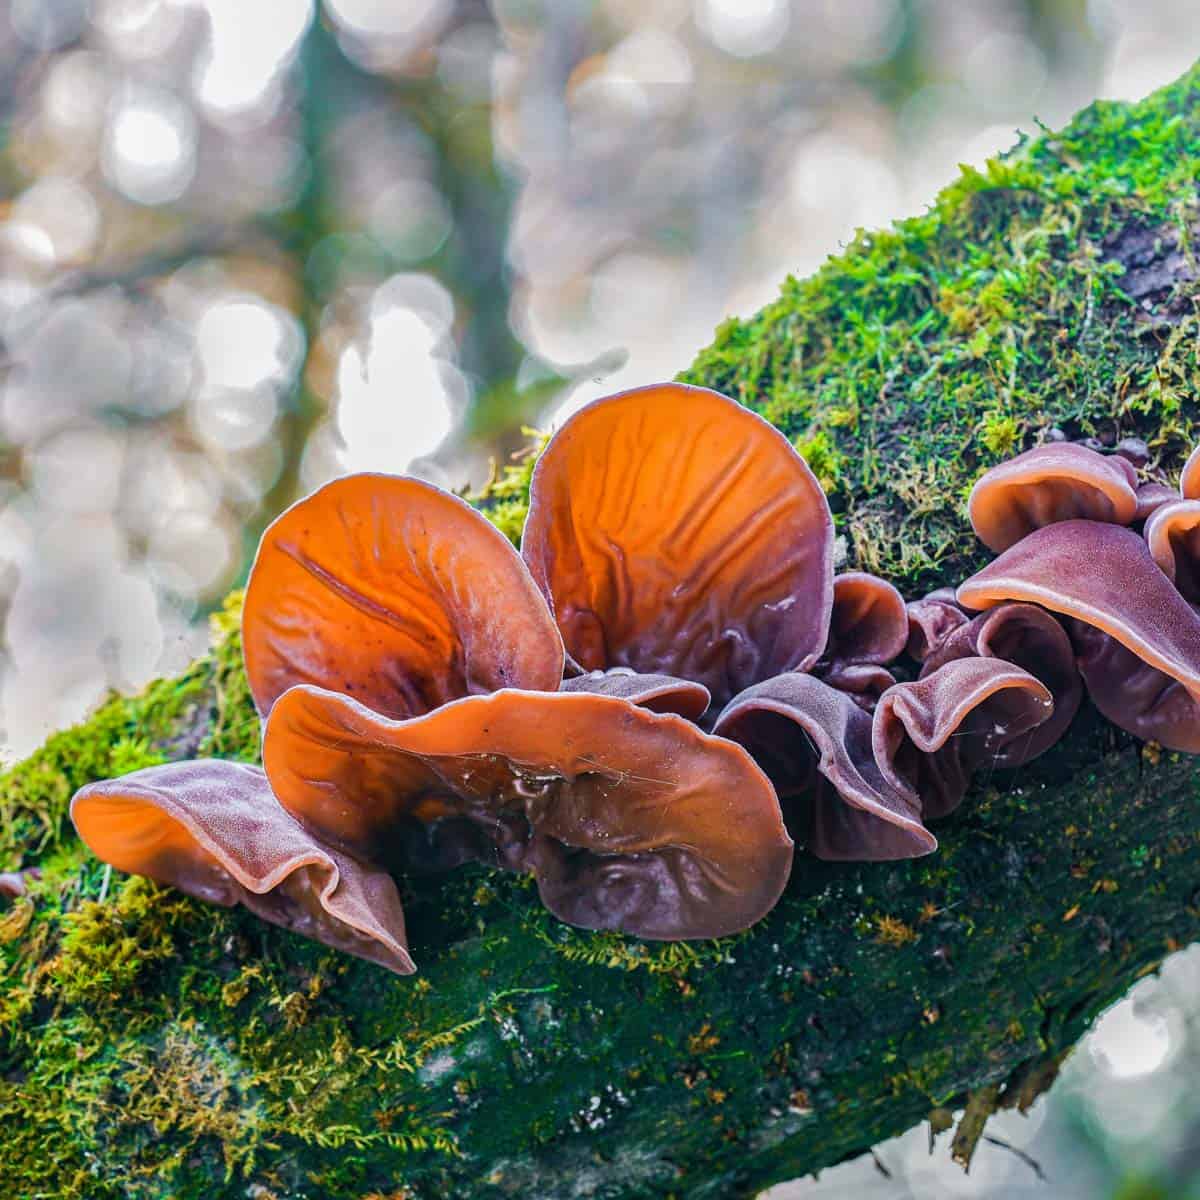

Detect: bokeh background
[0, 0, 1197, 1195]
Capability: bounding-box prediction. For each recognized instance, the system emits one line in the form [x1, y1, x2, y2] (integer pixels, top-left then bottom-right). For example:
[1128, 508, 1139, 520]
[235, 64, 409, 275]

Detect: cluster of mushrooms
[68, 384, 1200, 975]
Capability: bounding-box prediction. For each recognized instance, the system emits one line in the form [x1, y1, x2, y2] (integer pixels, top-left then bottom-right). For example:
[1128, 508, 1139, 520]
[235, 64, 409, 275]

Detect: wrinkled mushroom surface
[71, 760, 415, 974]
[243, 474, 564, 719]
[521, 383, 834, 708]
[263, 686, 792, 941]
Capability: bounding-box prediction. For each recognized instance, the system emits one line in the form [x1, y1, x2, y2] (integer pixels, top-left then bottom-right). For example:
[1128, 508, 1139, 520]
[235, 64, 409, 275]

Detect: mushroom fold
[521, 383, 834, 709]
[968, 442, 1138, 553]
[712, 673, 935, 861]
[559, 669, 711, 721]
[921, 602, 1081, 765]
[70, 760, 415, 974]
[873, 658, 1054, 820]
[957, 520, 1200, 752]
[243, 474, 564, 719]
[262, 686, 792, 941]
[1144, 498, 1200, 603]
[904, 587, 969, 663]
[819, 572, 908, 670]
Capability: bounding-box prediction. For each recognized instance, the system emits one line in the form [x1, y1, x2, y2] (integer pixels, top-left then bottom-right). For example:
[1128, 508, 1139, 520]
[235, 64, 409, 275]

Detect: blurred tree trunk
[2, 59, 1200, 1200]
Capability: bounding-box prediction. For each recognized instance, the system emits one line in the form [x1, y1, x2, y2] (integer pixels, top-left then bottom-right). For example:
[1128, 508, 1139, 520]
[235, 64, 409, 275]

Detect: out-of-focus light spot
[964, 34, 1047, 112]
[607, 30, 694, 87]
[10, 0, 89, 49]
[437, 22, 499, 102]
[822, 0, 903, 65]
[1089, 995, 1173, 1079]
[148, 509, 236, 598]
[335, 277, 462, 475]
[368, 179, 453, 262]
[960, 123, 1019, 168]
[589, 252, 687, 340]
[187, 0, 312, 116]
[30, 427, 125, 514]
[0, 221, 56, 268]
[42, 51, 111, 135]
[103, 88, 197, 205]
[789, 134, 901, 231]
[193, 296, 303, 390]
[694, 0, 788, 58]
[12, 177, 100, 264]
[190, 385, 279, 451]
[326, 0, 447, 40]
[95, 0, 186, 59]
[1102, 33, 1198, 103]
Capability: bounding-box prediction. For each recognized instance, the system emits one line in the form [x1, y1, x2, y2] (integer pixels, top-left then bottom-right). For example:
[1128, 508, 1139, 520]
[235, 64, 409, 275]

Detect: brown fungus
[821, 572, 908, 668]
[958, 520, 1200, 752]
[1135, 482, 1178, 523]
[968, 442, 1138, 554]
[905, 587, 970, 663]
[70, 760, 415, 974]
[873, 658, 1054, 821]
[559, 669, 711, 721]
[521, 383, 834, 710]
[1144, 498, 1200, 603]
[242, 473, 564, 719]
[263, 686, 792, 941]
[921, 602, 1082, 765]
[712, 673, 935, 862]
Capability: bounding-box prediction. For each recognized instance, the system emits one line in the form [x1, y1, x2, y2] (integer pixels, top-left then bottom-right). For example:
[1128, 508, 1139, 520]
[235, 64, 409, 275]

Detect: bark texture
[3, 62, 1200, 1200]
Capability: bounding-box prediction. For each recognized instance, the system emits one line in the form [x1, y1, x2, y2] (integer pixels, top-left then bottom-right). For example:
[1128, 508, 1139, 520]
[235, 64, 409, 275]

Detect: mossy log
[4, 63, 1200, 1200]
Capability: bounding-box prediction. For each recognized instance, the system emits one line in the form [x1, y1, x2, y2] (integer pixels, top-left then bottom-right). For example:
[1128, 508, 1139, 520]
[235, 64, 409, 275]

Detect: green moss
[680, 61, 1200, 594]
[2, 61, 1200, 1200]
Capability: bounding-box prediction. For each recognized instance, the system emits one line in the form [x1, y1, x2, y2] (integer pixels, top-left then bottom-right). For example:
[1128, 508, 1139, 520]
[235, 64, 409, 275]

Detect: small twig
[869, 1149, 892, 1179]
[97, 863, 113, 904]
[983, 1134, 1047, 1181]
[951, 1083, 1001, 1172]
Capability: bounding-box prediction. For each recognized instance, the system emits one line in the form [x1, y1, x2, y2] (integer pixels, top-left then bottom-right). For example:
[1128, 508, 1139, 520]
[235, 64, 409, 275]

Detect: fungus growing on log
[520, 382, 835, 709]
[241, 473, 564, 719]
[711, 672, 934, 861]
[967, 441, 1139, 553]
[872, 657, 1054, 821]
[921, 602, 1081, 765]
[959, 520, 1200, 752]
[262, 686, 791, 941]
[71, 760, 415, 974]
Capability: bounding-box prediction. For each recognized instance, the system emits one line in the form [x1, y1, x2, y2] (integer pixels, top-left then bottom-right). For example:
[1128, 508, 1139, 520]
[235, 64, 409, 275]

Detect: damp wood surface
[3, 62, 1200, 1200]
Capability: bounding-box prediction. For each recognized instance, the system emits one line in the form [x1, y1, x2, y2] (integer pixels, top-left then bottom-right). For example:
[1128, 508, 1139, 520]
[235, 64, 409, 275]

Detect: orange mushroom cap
[921, 602, 1081, 766]
[70, 760, 414, 974]
[1144, 498, 1200, 603]
[713, 673, 935, 862]
[243, 474, 564, 719]
[521, 383, 834, 709]
[968, 442, 1138, 554]
[873, 658, 1053, 820]
[958, 520, 1200, 752]
[262, 686, 792, 941]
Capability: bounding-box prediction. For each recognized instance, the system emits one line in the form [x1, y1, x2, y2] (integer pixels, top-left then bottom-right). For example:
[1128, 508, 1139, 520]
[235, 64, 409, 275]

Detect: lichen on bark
[3, 61, 1200, 1200]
